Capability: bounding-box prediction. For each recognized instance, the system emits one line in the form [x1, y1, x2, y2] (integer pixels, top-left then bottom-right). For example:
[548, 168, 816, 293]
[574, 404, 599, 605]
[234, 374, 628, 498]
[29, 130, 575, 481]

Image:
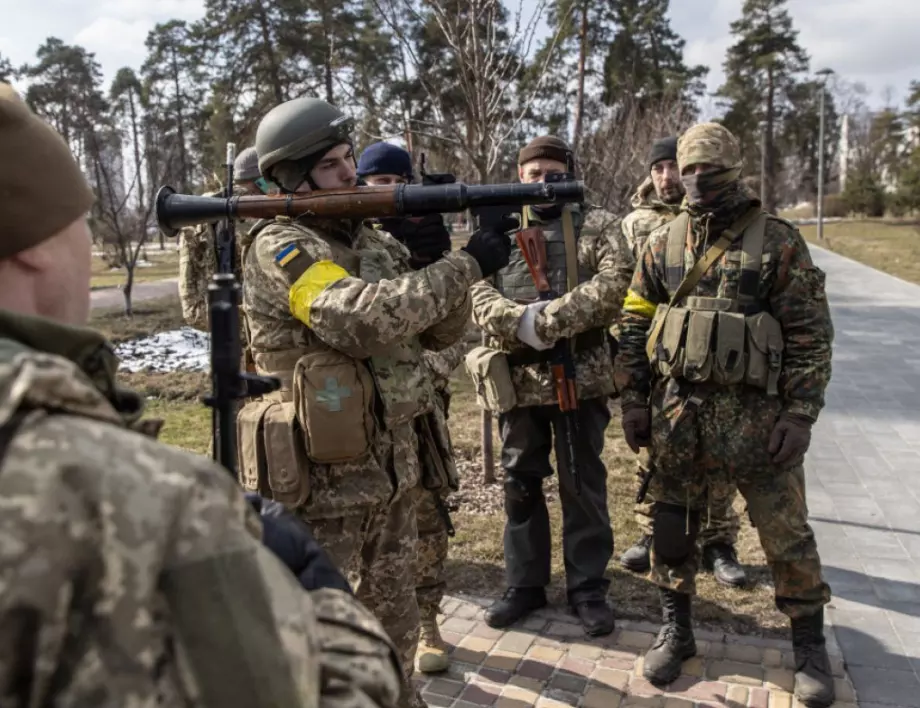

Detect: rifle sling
[645, 206, 762, 362]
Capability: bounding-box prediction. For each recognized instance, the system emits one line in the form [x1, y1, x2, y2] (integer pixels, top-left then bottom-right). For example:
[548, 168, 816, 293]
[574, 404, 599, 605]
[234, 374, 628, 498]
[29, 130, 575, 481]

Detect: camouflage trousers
[646, 383, 830, 619]
[308, 492, 423, 708]
[633, 450, 741, 547]
[415, 488, 449, 623]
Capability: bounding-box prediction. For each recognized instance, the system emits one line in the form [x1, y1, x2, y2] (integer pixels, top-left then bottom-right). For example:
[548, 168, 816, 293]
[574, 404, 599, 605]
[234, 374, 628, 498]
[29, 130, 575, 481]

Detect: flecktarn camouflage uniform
[0, 310, 402, 708]
[239, 213, 477, 708]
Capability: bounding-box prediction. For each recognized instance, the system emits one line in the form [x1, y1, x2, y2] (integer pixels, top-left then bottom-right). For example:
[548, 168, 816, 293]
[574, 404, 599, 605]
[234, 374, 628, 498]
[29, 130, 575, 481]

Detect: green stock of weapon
[203, 143, 280, 478]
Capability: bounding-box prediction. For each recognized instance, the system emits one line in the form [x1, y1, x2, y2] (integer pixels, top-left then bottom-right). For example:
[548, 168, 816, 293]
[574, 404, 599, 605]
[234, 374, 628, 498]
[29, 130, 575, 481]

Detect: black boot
[619, 534, 652, 573]
[701, 542, 747, 587]
[571, 597, 615, 637]
[643, 588, 696, 686]
[791, 609, 835, 708]
[484, 587, 546, 629]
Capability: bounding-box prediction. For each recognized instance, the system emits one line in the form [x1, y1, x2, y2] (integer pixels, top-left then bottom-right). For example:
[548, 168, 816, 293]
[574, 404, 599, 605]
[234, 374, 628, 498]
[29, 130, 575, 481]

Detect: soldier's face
[363, 174, 409, 186]
[30, 217, 93, 325]
[518, 158, 567, 184]
[307, 143, 358, 191]
[651, 159, 682, 204]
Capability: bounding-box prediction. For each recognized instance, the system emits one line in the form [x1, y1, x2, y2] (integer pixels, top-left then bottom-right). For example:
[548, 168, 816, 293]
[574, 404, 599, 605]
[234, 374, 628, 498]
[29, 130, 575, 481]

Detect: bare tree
[579, 92, 694, 216]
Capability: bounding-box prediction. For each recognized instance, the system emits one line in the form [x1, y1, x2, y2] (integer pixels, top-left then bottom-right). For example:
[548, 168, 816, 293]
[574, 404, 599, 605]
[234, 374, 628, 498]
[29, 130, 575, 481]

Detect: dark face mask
[530, 203, 563, 221]
[681, 166, 740, 207]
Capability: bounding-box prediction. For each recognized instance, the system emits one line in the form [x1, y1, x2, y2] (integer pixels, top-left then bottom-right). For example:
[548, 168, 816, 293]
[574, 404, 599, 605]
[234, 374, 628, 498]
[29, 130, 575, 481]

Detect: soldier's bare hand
[768, 413, 813, 466]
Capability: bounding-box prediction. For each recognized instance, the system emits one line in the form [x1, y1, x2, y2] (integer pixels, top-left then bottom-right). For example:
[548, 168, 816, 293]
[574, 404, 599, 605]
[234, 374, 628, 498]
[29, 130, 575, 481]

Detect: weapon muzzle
[155, 185, 234, 238]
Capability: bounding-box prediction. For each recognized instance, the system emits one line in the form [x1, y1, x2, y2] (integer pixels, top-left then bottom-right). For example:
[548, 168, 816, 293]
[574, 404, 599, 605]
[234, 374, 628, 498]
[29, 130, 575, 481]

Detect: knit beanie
[357, 142, 414, 180]
[648, 136, 678, 169]
[0, 82, 95, 259]
[518, 136, 572, 167]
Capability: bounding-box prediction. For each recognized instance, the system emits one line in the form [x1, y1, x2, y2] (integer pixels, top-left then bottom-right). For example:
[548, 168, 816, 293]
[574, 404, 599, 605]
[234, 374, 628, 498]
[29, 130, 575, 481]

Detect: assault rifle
[516, 227, 582, 495]
[203, 144, 280, 477]
[418, 152, 457, 186]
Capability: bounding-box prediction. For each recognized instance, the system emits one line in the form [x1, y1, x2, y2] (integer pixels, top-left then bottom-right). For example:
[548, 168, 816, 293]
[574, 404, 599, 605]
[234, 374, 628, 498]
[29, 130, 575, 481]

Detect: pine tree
[0, 53, 13, 83]
[716, 0, 809, 213]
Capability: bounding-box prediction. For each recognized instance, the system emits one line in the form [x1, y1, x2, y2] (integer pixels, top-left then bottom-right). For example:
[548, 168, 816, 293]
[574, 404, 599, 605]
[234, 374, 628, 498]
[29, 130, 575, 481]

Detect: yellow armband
[289, 260, 349, 326]
[622, 289, 658, 319]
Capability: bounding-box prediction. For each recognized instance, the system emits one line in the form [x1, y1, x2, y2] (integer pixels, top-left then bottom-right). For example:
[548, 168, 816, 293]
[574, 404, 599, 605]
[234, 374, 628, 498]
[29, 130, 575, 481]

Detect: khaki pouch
[682, 310, 716, 382]
[418, 408, 460, 494]
[744, 312, 784, 395]
[712, 311, 747, 385]
[656, 307, 689, 378]
[293, 350, 376, 464]
[237, 399, 311, 506]
[464, 346, 518, 413]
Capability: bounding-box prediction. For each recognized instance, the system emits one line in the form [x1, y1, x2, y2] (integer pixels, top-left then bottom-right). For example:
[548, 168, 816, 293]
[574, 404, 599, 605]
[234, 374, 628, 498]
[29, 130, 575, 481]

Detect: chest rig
[647, 208, 785, 395]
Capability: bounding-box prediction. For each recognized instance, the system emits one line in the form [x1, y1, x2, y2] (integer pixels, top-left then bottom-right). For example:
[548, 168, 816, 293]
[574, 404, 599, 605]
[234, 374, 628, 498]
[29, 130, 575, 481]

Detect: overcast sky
[2, 0, 917, 113]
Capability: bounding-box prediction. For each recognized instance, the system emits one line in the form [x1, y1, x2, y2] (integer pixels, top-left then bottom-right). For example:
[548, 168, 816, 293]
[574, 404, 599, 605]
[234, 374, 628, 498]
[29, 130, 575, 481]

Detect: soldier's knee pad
[504, 478, 543, 524]
[652, 501, 701, 567]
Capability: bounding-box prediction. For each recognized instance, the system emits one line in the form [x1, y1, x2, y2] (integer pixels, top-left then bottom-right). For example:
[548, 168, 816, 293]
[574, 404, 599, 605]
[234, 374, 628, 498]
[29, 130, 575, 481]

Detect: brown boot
[416, 619, 449, 674]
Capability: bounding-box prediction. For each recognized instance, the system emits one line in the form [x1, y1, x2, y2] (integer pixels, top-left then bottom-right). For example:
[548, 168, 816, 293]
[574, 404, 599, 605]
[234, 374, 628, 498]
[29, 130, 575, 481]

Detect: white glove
[516, 301, 554, 351]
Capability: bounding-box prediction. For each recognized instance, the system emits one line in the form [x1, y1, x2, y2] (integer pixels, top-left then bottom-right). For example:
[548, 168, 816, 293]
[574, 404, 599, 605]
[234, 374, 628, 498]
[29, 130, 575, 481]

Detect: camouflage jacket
[470, 205, 634, 407]
[614, 192, 834, 422]
[0, 311, 402, 708]
[619, 177, 682, 258]
[241, 216, 476, 516]
[177, 188, 256, 332]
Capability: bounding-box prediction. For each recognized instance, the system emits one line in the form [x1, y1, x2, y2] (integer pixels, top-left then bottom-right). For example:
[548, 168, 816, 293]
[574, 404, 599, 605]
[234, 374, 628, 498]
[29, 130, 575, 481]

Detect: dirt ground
[91, 248, 180, 289]
[95, 295, 790, 638]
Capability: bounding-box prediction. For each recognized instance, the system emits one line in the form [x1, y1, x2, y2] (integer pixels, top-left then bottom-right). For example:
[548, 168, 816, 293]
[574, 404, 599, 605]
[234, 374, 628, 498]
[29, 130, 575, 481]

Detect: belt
[506, 328, 607, 368]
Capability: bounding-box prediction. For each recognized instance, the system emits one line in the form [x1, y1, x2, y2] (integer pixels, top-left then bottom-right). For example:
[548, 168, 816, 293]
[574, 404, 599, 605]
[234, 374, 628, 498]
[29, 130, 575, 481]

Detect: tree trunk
[764, 63, 776, 214]
[171, 51, 189, 194]
[123, 265, 135, 316]
[255, 0, 285, 104]
[573, 0, 588, 152]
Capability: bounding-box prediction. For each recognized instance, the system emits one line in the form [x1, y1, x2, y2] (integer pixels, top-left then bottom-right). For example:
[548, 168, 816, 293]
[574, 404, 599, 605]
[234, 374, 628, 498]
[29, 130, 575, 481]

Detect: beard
[657, 181, 684, 204]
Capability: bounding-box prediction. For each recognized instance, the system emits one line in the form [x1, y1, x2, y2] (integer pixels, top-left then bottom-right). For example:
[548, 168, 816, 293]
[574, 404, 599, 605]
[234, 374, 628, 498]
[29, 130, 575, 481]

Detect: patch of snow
[115, 327, 211, 373]
[136, 260, 154, 268]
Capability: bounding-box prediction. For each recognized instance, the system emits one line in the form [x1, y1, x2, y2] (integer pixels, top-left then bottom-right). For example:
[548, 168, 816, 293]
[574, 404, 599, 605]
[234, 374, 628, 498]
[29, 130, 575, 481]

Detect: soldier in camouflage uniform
[239, 97, 511, 708]
[470, 136, 634, 636]
[0, 82, 402, 708]
[618, 137, 746, 589]
[613, 122, 835, 706]
[177, 146, 274, 332]
[357, 141, 465, 674]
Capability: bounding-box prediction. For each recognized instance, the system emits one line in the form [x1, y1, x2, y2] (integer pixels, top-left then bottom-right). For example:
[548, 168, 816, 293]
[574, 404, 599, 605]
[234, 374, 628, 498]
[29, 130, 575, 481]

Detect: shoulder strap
[665, 212, 689, 294]
[0, 411, 30, 472]
[645, 206, 762, 361]
[737, 213, 767, 307]
[561, 206, 579, 293]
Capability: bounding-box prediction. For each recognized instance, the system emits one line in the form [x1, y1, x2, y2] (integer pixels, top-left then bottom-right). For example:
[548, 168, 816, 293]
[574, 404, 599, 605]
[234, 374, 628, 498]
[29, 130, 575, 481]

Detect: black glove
[767, 412, 813, 466]
[379, 214, 452, 269]
[621, 403, 651, 454]
[462, 216, 517, 277]
[245, 493, 353, 595]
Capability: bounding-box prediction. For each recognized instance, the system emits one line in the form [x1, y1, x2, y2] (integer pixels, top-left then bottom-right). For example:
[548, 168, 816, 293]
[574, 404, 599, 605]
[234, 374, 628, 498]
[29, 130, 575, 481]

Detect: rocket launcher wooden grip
[515, 227, 553, 296]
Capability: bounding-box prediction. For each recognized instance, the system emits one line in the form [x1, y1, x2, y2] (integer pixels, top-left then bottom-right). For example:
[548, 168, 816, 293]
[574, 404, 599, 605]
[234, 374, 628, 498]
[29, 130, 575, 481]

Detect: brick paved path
[420, 595, 856, 708]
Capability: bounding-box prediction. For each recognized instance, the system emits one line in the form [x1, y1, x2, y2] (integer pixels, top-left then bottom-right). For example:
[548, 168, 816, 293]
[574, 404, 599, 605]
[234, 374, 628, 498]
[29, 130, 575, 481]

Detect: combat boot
[416, 618, 449, 673]
[701, 542, 747, 588]
[643, 588, 696, 686]
[791, 609, 835, 707]
[484, 587, 546, 629]
[620, 534, 652, 573]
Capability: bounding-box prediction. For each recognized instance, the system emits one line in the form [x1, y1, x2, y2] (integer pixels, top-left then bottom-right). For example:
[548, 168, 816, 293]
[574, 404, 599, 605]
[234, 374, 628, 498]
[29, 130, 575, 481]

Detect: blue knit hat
[357, 142, 414, 180]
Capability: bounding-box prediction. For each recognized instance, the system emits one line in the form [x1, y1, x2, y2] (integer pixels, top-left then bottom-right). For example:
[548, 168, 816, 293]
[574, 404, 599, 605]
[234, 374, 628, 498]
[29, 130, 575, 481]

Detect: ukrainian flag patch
[275, 243, 300, 267]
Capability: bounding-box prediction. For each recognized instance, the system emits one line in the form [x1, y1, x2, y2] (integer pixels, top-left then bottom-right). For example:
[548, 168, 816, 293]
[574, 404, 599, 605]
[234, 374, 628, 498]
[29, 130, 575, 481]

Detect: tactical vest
[494, 206, 591, 301]
[648, 210, 785, 395]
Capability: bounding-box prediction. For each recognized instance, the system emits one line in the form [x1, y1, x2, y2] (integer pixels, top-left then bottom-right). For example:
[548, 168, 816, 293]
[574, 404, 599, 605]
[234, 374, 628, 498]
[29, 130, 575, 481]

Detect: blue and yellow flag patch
[275, 243, 300, 267]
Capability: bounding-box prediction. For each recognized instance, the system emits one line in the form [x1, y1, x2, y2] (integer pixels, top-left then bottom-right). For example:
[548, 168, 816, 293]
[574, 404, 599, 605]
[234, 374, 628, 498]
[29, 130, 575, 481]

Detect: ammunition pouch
[417, 404, 459, 495]
[464, 345, 518, 413]
[650, 297, 783, 395]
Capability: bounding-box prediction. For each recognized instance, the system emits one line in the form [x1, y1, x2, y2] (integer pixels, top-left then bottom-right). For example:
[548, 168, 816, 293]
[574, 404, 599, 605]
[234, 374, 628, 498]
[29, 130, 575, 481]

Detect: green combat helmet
[233, 146, 262, 182]
[255, 97, 354, 192]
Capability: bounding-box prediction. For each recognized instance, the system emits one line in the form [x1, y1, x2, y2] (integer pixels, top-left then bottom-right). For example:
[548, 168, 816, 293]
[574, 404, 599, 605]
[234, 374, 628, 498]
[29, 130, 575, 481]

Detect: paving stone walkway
[806, 246, 920, 708]
[421, 594, 856, 708]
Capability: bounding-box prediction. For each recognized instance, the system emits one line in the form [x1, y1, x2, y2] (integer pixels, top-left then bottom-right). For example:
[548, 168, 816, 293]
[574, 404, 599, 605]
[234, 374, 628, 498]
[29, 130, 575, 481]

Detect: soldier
[357, 141, 465, 674]
[178, 145, 270, 332]
[0, 82, 402, 708]
[469, 136, 634, 636]
[239, 97, 511, 708]
[618, 136, 746, 589]
[614, 122, 835, 706]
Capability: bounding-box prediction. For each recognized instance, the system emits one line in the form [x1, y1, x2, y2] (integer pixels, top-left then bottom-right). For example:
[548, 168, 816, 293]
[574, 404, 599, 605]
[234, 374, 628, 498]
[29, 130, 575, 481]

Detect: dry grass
[89, 295, 186, 344]
[801, 219, 920, 285]
[91, 248, 179, 289]
[99, 294, 787, 638]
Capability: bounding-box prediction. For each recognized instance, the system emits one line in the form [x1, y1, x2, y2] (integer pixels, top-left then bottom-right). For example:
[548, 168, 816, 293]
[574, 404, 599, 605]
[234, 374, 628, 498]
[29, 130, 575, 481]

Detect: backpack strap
[665, 212, 689, 294]
[736, 213, 767, 309]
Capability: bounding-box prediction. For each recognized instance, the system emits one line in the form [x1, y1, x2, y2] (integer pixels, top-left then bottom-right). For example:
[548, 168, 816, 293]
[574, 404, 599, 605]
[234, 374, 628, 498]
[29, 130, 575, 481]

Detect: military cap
[677, 122, 742, 173]
[357, 142, 413, 180]
[648, 136, 678, 169]
[518, 135, 572, 167]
